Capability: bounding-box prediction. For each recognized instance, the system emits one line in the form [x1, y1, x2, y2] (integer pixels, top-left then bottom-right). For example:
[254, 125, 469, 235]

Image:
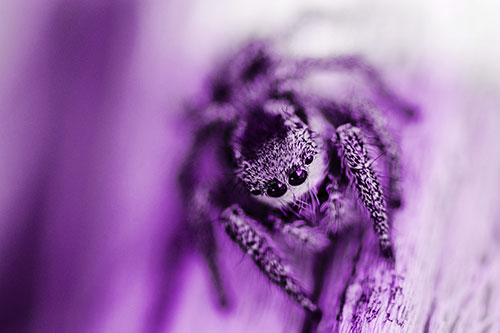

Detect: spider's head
[233, 103, 327, 208]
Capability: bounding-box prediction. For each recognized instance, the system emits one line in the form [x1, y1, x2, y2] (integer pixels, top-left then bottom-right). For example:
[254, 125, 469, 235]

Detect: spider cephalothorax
[232, 103, 326, 208]
[180, 38, 415, 322]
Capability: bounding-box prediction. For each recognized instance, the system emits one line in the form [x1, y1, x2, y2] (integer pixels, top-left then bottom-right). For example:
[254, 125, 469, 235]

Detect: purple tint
[1, 1, 500, 333]
[289, 169, 307, 186]
[267, 180, 288, 197]
[305, 155, 314, 165]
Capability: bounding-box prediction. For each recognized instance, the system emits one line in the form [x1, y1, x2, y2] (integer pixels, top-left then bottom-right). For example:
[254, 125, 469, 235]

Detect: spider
[179, 39, 415, 320]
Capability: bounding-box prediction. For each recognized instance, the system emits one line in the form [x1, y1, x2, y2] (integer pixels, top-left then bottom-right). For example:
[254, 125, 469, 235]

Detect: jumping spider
[179, 39, 414, 319]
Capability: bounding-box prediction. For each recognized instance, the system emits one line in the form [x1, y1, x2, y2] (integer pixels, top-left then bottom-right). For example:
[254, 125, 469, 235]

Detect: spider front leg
[355, 102, 403, 208]
[313, 97, 404, 209]
[220, 205, 320, 315]
[334, 124, 394, 260]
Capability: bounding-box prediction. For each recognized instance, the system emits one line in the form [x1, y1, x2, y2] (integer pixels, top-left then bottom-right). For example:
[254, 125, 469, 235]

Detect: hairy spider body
[180, 40, 412, 318]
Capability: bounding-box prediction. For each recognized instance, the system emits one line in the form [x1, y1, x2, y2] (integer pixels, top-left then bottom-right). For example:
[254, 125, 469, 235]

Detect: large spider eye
[305, 155, 314, 165]
[288, 169, 308, 186]
[250, 189, 262, 196]
[266, 180, 287, 197]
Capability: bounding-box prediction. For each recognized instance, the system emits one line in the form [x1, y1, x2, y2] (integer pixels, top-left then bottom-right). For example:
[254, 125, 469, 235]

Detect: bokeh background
[1, 0, 499, 332]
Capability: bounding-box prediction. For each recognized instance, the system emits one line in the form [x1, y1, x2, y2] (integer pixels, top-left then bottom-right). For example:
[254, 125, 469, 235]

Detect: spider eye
[305, 155, 314, 165]
[288, 169, 308, 186]
[266, 180, 287, 197]
[250, 189, 262, 196]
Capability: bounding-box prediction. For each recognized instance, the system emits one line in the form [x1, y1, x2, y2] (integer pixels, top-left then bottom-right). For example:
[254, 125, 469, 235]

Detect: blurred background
[1, 0, 499, 332]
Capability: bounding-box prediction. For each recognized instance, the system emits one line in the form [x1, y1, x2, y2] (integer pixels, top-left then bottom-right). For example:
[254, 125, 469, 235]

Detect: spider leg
[354, 102, 403, 208]
[294, 55, 417, 118]
[185, 187, 230, 309]
[269, 215, 330, 251]
[179, 123, 235, 309]
[334, 124, 394, 260]
[319, 174, 348, 234]
[313, 98, 403, 208]
[220, 205, 321, 315]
